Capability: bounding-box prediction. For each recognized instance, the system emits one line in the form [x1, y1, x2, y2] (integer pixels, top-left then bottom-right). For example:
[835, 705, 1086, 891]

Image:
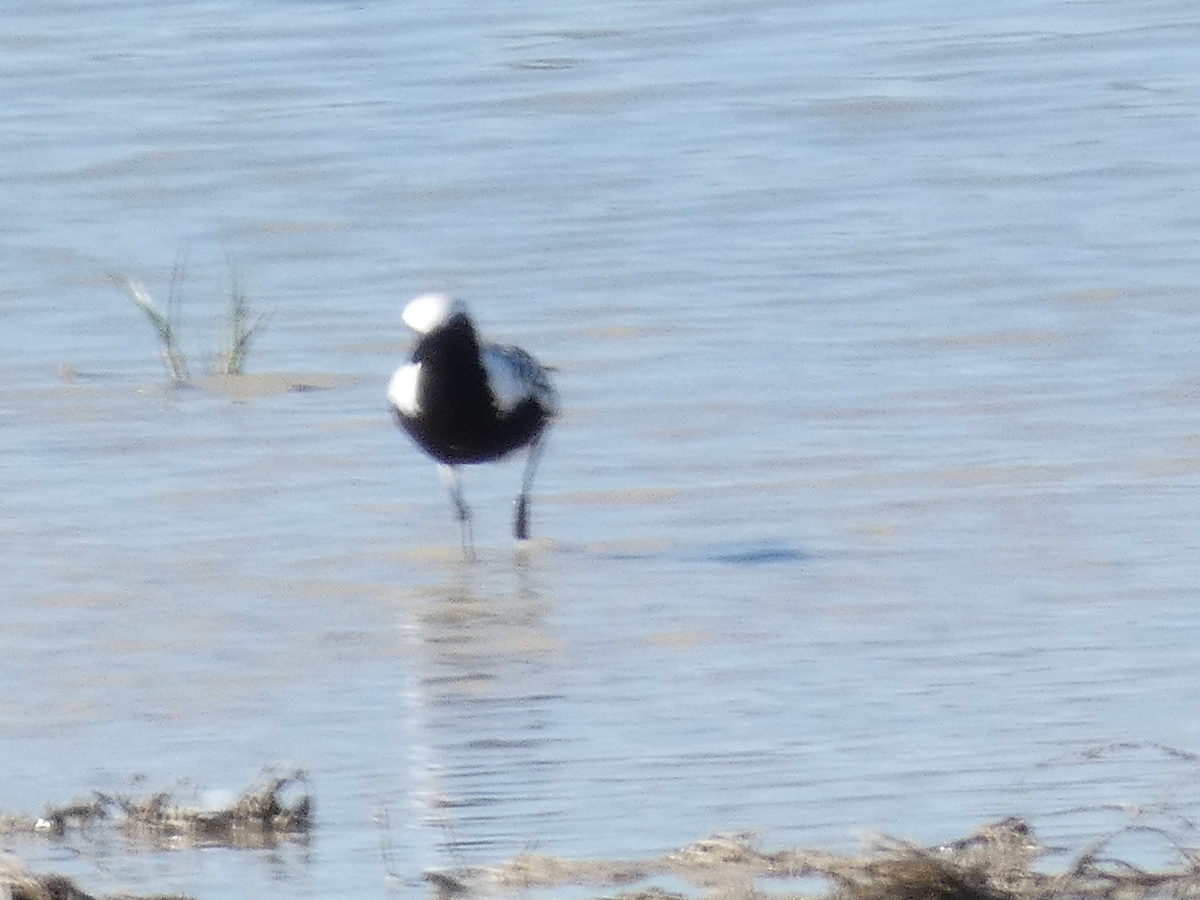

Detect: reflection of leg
[513, 438, 545, 541]
[439, 464, 474, 557]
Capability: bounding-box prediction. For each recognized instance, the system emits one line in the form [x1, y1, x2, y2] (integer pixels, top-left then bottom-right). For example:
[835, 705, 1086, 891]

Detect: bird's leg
[439, 464, 475, 558]
[513, 438, 545, 541]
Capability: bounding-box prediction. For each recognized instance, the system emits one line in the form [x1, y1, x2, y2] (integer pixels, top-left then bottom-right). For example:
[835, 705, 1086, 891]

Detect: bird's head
[403, 294, 469, 335]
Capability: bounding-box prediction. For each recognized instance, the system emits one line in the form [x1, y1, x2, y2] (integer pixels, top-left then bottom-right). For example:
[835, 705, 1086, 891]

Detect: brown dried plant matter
[0, 772, 310, 900]
[424, 817, 1200, 900]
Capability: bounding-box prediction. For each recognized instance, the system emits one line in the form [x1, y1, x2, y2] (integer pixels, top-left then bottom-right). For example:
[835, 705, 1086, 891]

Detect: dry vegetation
[422, 816, 1200, 900]
[0, 772, 310, 900]
[3, 771, 313, 849]
[10, 809, 1200, 900]
[9, 748, 1200, 899]
[105, 772, 311, 849]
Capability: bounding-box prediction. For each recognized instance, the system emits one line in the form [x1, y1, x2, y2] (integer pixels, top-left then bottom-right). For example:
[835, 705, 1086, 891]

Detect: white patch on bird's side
[387, 363, 422, 416]
[482, 346, 536, 413]
[402, 294, 466, 335]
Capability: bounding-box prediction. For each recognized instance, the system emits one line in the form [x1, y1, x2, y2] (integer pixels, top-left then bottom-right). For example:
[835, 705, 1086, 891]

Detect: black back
[395, 314, 552, 465]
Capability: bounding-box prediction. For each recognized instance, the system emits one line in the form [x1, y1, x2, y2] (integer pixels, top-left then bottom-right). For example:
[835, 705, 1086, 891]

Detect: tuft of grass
[216, 264, 269, 376]
[120, 252, 267, 384]
[123, 277, 189, 385]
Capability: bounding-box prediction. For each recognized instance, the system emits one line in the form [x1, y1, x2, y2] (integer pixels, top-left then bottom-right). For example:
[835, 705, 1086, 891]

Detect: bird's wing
[481, 344, 557, 414]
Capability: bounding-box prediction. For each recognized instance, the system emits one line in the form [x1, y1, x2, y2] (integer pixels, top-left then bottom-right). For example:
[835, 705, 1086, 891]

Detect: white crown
[402, 294, 468, 334]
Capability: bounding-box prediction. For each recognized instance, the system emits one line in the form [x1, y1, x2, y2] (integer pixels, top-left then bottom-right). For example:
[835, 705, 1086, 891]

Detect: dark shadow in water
[568, 539, 809, 565]
[696, 541, 809, 566]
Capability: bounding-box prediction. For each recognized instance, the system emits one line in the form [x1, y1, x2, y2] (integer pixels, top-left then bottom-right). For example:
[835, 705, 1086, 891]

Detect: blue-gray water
[4, 0, 1200, 897]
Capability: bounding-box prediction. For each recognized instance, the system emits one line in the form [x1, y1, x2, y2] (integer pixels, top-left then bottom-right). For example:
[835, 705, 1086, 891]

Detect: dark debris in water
[422, 817, 1200, 900]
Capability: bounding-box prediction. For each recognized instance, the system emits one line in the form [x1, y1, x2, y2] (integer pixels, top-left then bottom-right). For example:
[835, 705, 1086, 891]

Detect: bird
[387, 294, 557, 550]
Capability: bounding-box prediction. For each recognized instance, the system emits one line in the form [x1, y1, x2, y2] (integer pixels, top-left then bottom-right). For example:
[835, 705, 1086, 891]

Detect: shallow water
[4, 0, 1200, 897]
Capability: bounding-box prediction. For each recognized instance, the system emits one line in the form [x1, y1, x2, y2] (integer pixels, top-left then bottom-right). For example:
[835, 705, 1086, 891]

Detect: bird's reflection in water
[399, 549, 564, 869]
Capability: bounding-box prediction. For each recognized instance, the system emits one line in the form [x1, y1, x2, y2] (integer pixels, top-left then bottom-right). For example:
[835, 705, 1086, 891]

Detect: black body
[394, 314, 552, 465]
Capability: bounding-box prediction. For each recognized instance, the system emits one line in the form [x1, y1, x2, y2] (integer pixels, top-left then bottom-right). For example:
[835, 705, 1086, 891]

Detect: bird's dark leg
[513, 438, 545, 541]
[439, 464, 474, 558]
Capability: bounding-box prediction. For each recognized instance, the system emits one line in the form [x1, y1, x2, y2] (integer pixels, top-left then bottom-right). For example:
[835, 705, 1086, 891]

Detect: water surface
[4, 1, 1200, 897]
